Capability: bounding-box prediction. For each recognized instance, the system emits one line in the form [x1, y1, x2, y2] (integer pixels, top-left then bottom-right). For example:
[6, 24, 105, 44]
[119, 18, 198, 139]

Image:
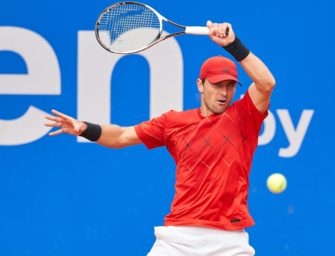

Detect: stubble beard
[203, 98, 228, 115]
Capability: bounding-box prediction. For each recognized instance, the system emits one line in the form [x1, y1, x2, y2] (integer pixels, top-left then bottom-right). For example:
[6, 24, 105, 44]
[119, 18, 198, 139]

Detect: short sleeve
[134, 113, 167, 149]
[239, 91, 268, 124]
[234, 91, 268, 147]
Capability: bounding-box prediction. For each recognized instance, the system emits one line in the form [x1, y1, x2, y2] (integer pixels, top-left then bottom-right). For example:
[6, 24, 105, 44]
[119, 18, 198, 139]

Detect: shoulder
[162, 108, 200, 127]
[164, 109, 198, 118]
[227, 90, 268, 121]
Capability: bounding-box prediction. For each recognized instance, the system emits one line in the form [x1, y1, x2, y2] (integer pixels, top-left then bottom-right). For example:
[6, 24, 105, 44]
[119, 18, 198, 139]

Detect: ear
[197, 79, 204, 93]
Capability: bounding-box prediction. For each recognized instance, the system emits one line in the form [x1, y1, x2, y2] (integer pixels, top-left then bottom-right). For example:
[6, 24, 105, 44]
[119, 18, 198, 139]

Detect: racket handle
[185, 26, 209, 35]
[185, 26, 230, 36]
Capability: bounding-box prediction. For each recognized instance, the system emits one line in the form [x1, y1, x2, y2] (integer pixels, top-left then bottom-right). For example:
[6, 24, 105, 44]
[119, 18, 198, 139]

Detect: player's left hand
[207, 21, 235, 47]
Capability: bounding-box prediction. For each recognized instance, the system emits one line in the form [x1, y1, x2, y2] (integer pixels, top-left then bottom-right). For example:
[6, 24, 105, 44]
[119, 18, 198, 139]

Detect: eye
[211, 83, 221, 89]
[227, 83, 236, 89]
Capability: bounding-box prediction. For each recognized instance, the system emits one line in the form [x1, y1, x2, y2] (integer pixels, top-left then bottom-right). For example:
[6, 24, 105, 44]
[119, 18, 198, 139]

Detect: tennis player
[45, 21, 275, 255]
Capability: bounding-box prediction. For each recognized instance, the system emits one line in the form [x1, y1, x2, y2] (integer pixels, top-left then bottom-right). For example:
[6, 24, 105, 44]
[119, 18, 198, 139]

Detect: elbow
[111, 142, 125, 149]
[262, 77, 276, 92]
[103, 139, 126, 149]
[111, 136, 130, 149]
[268, 78, 276, 91]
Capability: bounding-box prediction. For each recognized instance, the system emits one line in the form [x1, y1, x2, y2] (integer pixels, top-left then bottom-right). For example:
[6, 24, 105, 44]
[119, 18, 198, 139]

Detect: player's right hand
[207, 20, 235, 47]
[44, 109, 87, 136]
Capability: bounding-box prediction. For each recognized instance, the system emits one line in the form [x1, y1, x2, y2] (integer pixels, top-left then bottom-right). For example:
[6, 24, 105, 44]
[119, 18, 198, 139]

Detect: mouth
[217, 99, 227, 105]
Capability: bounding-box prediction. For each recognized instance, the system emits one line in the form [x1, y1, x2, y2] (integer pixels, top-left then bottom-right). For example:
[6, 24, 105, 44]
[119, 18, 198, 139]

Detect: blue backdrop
[1, 0, 334, 255]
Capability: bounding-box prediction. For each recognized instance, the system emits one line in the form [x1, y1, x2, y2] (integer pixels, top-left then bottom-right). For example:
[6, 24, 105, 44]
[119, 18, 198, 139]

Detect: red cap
[199, 56, 241, 85]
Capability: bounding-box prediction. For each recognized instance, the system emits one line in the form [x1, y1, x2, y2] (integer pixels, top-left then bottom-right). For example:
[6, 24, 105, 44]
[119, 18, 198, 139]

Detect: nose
[219, 85, 228, 96]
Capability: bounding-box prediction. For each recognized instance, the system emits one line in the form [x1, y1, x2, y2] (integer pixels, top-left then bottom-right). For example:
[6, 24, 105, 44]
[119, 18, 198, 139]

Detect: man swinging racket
[45, 21, 275, 255]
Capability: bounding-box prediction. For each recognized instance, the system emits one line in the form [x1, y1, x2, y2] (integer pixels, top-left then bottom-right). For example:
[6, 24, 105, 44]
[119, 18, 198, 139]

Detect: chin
[213, 108, 227, 114]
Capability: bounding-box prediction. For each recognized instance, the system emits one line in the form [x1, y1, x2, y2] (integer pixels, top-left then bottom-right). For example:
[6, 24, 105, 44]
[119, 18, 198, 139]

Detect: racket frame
[95, 1, 197, 54]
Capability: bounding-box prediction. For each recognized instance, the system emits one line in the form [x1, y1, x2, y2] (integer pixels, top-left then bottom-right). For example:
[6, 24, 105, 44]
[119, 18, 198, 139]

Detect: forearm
[207, 21, 276, 92]
[97, 124, 141, 148]
[80, 122, 141, 148]
[239, 52, 276, 92]
[96, 124, 126, 148]
[221, 33, 276, 112]
[45, 110, 141, 147]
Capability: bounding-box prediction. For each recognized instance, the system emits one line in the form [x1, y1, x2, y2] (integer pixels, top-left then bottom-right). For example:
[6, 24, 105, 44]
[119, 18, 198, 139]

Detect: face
[197, 79, 236, 116]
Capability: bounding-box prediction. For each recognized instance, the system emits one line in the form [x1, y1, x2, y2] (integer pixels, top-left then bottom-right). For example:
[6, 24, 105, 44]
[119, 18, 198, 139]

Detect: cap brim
[207, 74, 242, 86]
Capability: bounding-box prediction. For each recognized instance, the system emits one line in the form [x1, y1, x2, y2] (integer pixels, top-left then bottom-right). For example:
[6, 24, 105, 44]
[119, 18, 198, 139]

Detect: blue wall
[1, 0, 334, 255]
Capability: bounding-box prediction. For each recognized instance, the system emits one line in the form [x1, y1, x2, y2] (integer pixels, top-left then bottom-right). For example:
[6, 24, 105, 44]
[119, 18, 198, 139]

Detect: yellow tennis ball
[267, 173, 287, 194]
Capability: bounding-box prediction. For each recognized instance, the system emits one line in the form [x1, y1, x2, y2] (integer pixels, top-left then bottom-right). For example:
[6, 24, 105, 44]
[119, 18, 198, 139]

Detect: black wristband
[223, 36, 250, 62]
[80, 122, 102, 142]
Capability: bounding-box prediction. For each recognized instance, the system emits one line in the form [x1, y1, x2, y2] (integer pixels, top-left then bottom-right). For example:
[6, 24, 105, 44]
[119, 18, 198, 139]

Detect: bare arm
[207, 21, 276, 113]
[97, 124, 142, 148]
[240, 53, 276, 113]
[44, 109, 142, 148]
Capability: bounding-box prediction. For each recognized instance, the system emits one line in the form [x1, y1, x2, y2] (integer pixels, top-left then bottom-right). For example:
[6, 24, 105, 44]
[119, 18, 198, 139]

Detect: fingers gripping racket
[95, 2, 227, 54]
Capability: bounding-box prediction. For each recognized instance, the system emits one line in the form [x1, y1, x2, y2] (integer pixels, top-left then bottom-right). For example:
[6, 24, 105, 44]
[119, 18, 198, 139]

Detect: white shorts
[147, 226, 255, 256]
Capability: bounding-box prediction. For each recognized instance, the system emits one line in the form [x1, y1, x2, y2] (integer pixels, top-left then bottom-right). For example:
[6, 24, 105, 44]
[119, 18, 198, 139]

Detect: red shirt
[134, 92, 268, 230]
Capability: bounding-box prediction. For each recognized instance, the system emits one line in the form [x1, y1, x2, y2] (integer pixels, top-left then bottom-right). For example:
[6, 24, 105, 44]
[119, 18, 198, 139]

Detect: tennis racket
[95, 1, 228, 54]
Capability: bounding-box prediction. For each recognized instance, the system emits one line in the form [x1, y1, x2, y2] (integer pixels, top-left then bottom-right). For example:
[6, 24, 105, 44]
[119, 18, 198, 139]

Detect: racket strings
[97, 3, 161, 52]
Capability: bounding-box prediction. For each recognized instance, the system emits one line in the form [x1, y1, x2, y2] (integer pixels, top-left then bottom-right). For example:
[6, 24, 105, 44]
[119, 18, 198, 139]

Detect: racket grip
[185, 26, 209, 35]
